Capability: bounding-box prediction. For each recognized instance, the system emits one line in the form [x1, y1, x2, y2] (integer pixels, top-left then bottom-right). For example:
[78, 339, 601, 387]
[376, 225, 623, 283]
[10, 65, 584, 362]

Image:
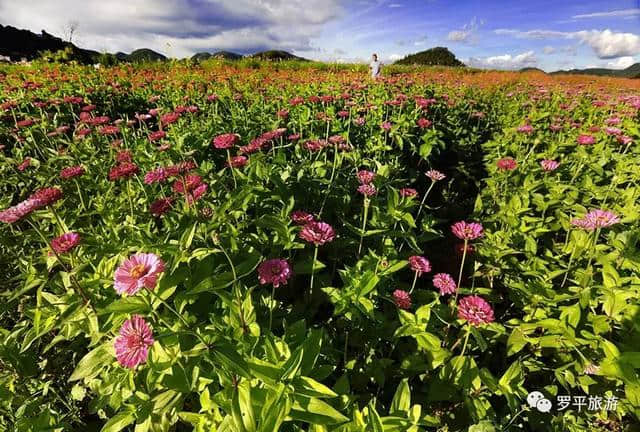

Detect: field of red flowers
[1, 61, 639, 432]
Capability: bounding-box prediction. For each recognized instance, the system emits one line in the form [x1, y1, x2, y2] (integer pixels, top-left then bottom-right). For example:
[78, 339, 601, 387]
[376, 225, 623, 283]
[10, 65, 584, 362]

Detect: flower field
[1, 61, 639, 432]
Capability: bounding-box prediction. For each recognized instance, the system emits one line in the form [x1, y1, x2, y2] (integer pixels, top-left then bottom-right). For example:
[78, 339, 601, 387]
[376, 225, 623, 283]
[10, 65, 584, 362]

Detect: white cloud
[495, 28, 640, 59]
[467, 50, 537, 70]
[388, 3, 403, 8]
[543, 46, 555, 54]
[0, 0, 344, 57]
[447, 17, 483, 44]
[607, 56, 635, 69]
[388, 53, 403, 61]
[414, 36, 428, 46]
[572, 8, 640, 19]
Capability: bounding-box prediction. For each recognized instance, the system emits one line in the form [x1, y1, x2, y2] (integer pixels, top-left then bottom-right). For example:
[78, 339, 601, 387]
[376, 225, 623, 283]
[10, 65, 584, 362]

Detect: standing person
[369, 53, 382, 79]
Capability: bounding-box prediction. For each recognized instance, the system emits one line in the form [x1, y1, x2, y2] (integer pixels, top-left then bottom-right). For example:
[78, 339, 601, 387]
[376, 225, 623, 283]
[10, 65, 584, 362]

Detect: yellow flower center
[129, 264, 147, 279]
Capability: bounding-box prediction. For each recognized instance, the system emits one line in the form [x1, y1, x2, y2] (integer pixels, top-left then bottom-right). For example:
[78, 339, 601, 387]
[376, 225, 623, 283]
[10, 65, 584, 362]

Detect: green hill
[250, 50, 308, 61]
[192, 51, 243, 61]
[395, 47, 464, 67]
[550, 63, 640, 78]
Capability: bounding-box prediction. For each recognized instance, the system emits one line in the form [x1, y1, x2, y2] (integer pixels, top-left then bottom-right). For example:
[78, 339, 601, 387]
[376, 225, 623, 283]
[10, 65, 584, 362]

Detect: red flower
[150, 198, 173, 217]
[60, 165, 85, 179]
[393, 289, 411, 309]
[458, 295, 495, 326]
[497, 157, 517, 171]
[213, 133, 238, 149]
[408, 256, 431, 276]
[291, 210, 315, 225]
[226, 156, 248, 168]
[51, 232, 80, 254]
[258, 259, 292, 288]
[109, 162, 139, 181]
[299, 221, 335, 246]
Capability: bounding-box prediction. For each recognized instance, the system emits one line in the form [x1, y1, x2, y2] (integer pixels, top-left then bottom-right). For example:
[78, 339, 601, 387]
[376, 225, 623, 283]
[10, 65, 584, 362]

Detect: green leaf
[98, 296, 150, 315]
[290, 395, 349, 425]
[390, 379, 411, 414]
[214, 344, 252, 379]
[69, 343, 113, 381]
[280, 347, 304, 381]
[231, 380, 256, 432]
[101, 412, 135, 432]
[292, 376, 338, 399]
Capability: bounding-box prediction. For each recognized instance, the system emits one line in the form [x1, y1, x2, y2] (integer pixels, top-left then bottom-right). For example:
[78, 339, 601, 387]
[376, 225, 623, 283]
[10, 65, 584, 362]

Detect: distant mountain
[395, 47, 464, 67]
[250, 50, 308, 61]
[125, 49, 167, 62]
[0, 24, 98, 63]
[550, 63, 640, 79]
[519, 67, 546, 73]
[191, 51, 243, 61]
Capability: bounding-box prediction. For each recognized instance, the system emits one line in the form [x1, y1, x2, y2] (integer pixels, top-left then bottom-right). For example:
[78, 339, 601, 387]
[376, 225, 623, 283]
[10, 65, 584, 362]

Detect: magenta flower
[291, 210, 315, 225]
[358, 184, 377, 197]
[458, 295, 495, 326]
[258, 259, 292, 288]
[144, 168, 168, 184]
[381, 121, 392, 131]
[577, 134, 595, 145]
[299, 221, 335, 246]
[114, 253, 165, 296]
[114, 315, 154, 369]
[226, 156, 248, 168]
[497, 157, 517, 171]
[572, 210, 620, 231]
[357, 170, 376, 184]
[540, 159, 559, 171]
[408, 256, 431, 276]
[451, 221, 484, 241]
[60, 165, 86, 180]
[400, 188, 418, 198]
[393, 289, 411, 309]
[213, 133, 238, 149]
[425, 170, 445, 181]
[433, 273, 457, 296]
[517, 124, 534, 133]
[150, 198, 173, 217]
[417, 118, 432, 129]
[30, 187, 63, 208]
[51, 232, 80, 254]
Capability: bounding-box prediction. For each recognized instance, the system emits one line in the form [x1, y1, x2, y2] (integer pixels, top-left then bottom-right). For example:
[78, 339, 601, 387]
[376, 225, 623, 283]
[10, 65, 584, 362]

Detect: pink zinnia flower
[291, 210, 315, 225]
[357, 170, 376, 184]
[226, 156, 248, 168]
[358, 184, 377, 197]
[30, 187, 63, 208]
[144, 168, 168, 184]
[51, 232, 80, 254]
[451, 221, 484, 240]
[497, 157, 517, 171]
[213, 133, 238, 149]
[148, 130, 167, 142]
[408, 256, 431, 276]
[458, 295, 495, 326]
[400, 188, 418, 198]
[381, 121, 392, 131]
[17, 158, 31, 171]
[258, 259, 292, 288]
[109, 162, 139, 181]
[0, 199, 40, 223]
[425, 170, 445, 181]
[114, 253, 165, 296]
[433, 273, 456, 296]
[540, 159, 559, 171]
[517, 124, 534, 134]
[60, 165, 85, 179]
[393, 289, 411, 309]
[572, 210, 620, 231]
[577, 134, 595, 145]
[417, 118, 432, 129]
[114, 315, 154, 369]
[150, 198, 173, 217]
[299, 221, 335, 246]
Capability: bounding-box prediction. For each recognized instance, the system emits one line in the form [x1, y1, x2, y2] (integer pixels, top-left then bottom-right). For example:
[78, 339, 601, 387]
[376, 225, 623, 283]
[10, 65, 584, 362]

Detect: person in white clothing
[369, 53, 382, 79]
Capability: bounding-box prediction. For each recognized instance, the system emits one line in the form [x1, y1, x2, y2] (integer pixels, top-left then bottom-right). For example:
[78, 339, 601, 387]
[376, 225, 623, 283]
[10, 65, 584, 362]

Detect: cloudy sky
[1, 0, 639, 71]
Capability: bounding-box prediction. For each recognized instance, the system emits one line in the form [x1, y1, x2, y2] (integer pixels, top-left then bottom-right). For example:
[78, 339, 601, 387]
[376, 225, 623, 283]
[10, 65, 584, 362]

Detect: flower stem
[309, 245, 319, 300]
[409, 272, 418, 294]
[459, 326, 471, 358]
[126, 180, 134, 220]
[227, 149, 237, 189]
[454, 239, 468, 306]
[145, 287, 208, 346]
[268, 284, 276, 334]
[358, 198, 370, 257]
[415, 180, 435, 221]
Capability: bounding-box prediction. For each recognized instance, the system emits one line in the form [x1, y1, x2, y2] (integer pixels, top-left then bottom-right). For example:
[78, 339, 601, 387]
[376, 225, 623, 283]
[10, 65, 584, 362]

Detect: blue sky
[1, 0, 639, 70]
